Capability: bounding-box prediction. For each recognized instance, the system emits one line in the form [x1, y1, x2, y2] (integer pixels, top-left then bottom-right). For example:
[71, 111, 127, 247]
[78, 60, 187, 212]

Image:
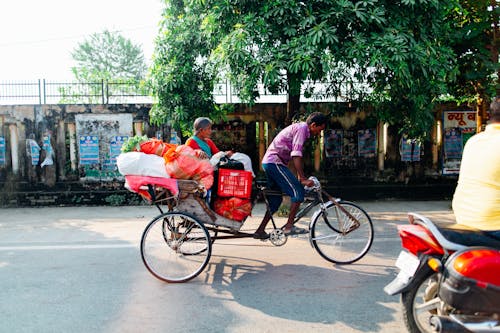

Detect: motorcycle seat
[438, 226, 500, 249]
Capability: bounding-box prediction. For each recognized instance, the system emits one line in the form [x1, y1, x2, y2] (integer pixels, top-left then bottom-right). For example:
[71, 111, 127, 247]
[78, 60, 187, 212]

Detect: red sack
[214, 197, 252, 222]
[140, 139, 176, 156]
[164, 145, 214, 189]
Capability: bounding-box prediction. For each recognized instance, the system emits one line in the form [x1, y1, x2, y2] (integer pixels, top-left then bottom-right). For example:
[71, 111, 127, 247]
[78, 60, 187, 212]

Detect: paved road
[0, 200, 455, 333]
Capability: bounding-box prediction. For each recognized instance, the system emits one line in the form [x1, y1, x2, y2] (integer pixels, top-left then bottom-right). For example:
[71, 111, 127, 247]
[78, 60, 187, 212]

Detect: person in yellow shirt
[452, 96, 500, 236]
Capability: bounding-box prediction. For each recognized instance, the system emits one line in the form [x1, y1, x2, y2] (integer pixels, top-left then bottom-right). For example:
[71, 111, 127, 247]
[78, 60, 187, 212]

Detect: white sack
[210, 151, 227, 166]
[230, 152, 255, 177]
[117, 152, 170, 178]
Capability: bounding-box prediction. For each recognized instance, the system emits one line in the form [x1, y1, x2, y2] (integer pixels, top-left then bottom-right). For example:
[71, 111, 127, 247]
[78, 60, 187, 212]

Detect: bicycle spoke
[141, 212, 211, 283]
[311, 201, 373, 264]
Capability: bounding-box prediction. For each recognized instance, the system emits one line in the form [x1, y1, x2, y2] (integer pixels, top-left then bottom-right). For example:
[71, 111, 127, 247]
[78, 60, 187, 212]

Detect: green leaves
[150, 0, 495, 137]
[72, 30, 146, 82]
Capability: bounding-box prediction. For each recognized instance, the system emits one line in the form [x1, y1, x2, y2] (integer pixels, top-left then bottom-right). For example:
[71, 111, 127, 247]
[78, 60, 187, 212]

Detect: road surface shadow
[207, 256, 397, 332]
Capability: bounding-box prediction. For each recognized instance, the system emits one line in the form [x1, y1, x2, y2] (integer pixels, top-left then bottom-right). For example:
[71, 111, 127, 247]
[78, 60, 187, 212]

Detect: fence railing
[0, 79, 365, 105]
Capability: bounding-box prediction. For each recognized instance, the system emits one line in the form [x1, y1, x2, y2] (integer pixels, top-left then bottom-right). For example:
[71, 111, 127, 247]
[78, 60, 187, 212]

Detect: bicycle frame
[260, 186, 326, 229]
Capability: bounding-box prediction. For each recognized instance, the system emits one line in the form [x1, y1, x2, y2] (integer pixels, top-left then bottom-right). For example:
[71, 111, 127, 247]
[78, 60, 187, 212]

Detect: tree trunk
[286, 72, 301, 125]
[475, 91, 488, 133]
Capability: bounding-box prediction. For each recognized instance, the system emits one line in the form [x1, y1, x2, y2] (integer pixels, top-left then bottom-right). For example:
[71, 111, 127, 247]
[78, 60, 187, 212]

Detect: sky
[0, 0, 163, 80]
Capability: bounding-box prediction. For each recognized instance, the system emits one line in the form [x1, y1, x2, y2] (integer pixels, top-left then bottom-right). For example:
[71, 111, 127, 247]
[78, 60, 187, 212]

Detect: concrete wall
[0, 104, 153, 185]
[0, 102, 458, 206]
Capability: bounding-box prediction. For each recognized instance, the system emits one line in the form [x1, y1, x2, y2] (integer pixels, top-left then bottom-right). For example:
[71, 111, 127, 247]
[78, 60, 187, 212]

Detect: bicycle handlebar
[304, 176, 321, 191]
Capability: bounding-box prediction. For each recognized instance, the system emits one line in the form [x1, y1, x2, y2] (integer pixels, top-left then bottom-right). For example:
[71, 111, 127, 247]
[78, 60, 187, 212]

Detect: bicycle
[128, 175, 374, 283]
[257, 177, 374, 265]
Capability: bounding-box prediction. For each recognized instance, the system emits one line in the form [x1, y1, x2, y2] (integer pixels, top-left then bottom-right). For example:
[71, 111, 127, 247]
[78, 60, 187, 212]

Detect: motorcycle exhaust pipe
[429, 316, 471, 333]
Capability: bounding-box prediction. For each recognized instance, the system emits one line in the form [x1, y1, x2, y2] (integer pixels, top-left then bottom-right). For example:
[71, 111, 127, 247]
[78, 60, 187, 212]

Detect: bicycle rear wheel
[310, 201, 373, 264]
[141, 212, 211, 283]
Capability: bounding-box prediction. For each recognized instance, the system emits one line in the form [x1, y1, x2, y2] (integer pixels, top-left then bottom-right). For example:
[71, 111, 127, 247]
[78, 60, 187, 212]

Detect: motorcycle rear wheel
[401, 271, 440, 333]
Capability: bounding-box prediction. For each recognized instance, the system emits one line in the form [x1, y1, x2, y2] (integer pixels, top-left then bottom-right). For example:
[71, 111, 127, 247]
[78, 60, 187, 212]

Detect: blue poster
[79, 135, 99, 165]
[42, 134, 52, 155]
[401, 138, 421, 162]
[110, 136, 128, 163]
[28, 140, 41, 166]
[444, 128, 463, 160]
[358, 129, 377, 158]
[0, 137, 5, 166]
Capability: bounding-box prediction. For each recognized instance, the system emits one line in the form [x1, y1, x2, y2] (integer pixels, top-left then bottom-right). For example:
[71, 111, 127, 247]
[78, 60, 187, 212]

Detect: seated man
[452, 96, 500, 237]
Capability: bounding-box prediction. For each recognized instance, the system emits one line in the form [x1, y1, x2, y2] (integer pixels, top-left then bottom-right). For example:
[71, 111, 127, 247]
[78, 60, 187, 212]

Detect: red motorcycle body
[398, 224, 444, 256]
[385, 212, 500, 333]
[439, 247, 500, 313]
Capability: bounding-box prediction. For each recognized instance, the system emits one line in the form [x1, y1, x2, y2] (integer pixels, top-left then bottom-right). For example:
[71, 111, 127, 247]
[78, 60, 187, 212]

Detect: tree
[72, 30, 147, 82]
[150, 0, 459, 137]
[148, 1, 226, 133]
[445, 0, 499, 131]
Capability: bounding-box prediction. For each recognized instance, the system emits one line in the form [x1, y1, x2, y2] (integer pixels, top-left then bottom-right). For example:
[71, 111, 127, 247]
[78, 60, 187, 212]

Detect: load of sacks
[117, 135, 256, 222]
[117, 136, 214, 189]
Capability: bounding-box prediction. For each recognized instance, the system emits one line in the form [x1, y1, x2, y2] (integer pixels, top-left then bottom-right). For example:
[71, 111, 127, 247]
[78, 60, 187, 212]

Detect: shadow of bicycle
[204, 254, 397, 331]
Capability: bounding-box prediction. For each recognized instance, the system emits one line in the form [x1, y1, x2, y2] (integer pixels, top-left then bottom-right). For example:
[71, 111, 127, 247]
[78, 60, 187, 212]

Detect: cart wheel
[269, 229, 287, 246]
[141, 212, 211, 283]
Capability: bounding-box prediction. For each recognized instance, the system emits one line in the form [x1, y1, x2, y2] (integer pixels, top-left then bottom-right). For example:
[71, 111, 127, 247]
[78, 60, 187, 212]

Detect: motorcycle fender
[384, 255, 433, 296]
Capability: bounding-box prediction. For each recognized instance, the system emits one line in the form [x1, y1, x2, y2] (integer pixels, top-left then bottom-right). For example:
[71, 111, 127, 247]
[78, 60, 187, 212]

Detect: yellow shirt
[452, 123, 500, 230]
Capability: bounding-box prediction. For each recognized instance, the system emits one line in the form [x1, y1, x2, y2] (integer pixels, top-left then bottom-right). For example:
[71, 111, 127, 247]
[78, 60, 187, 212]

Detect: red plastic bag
[140, 139, 176, 156]
[164, 145, 214, 189]
[213, 197, 252, 222]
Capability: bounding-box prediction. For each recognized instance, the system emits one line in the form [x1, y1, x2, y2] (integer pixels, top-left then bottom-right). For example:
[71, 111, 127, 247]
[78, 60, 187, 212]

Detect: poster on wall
[102, 136, 129, 171]
[110, 136, 128, 163]
[444, 128, 463, 159]
[400, 137, 421, 162]
[75, 113, 133, 180]
[0, 137, 5, 166]
[41, 132, 55, 167]
[27, 139, 41, 166]
[442, 110, 476, 174]
[79, 135, 99, 165]
[324, 129, 343, 157]
[357, 129, 377, 158]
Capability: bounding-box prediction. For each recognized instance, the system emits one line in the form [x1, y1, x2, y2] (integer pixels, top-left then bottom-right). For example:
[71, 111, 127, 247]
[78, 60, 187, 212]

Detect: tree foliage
[445, 0, 499, 106]
[149, 0, 470, 137]
[148, 1, 226, 134]
[72, 30, 147, 82]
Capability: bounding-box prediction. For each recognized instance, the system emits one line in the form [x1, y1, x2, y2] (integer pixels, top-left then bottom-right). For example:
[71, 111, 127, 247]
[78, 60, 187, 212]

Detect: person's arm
[186, 137, 209, 159]
[292, 156, 314, 187]
[291, 124, 314, 187]
[206, 139, 220, 155]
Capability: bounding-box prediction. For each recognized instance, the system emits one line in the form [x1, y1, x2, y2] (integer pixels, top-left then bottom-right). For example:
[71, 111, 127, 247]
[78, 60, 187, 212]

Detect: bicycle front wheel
[310, 201, 373, 264]
[141, 212, 211, 283]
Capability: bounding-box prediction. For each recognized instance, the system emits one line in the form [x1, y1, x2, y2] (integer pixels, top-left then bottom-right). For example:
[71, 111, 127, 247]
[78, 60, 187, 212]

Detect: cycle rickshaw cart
[125, 172, 374, 283]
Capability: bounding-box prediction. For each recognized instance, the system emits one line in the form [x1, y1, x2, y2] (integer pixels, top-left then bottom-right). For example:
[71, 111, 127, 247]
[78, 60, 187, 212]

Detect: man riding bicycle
[253, 112, 327, 239]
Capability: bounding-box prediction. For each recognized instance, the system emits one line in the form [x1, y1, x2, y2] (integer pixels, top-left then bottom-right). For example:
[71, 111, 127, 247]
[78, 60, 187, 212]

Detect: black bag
[217, 156, 244, 170]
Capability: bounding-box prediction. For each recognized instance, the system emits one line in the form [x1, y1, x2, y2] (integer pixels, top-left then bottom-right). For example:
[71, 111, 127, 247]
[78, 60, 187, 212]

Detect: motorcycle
[384, 212, 500, 333]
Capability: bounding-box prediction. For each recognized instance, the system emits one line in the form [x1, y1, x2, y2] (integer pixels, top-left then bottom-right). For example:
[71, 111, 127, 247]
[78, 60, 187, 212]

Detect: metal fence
[0, 79, 154, 105]
[0, 79, 362, 105]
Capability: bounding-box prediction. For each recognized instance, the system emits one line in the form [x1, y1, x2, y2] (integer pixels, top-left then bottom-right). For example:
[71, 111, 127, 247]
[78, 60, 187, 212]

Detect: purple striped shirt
[262, 122, 310, 165]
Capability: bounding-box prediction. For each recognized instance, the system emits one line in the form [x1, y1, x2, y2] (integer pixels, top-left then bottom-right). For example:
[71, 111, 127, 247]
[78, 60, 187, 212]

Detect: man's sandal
[252, 232, 269, 240]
